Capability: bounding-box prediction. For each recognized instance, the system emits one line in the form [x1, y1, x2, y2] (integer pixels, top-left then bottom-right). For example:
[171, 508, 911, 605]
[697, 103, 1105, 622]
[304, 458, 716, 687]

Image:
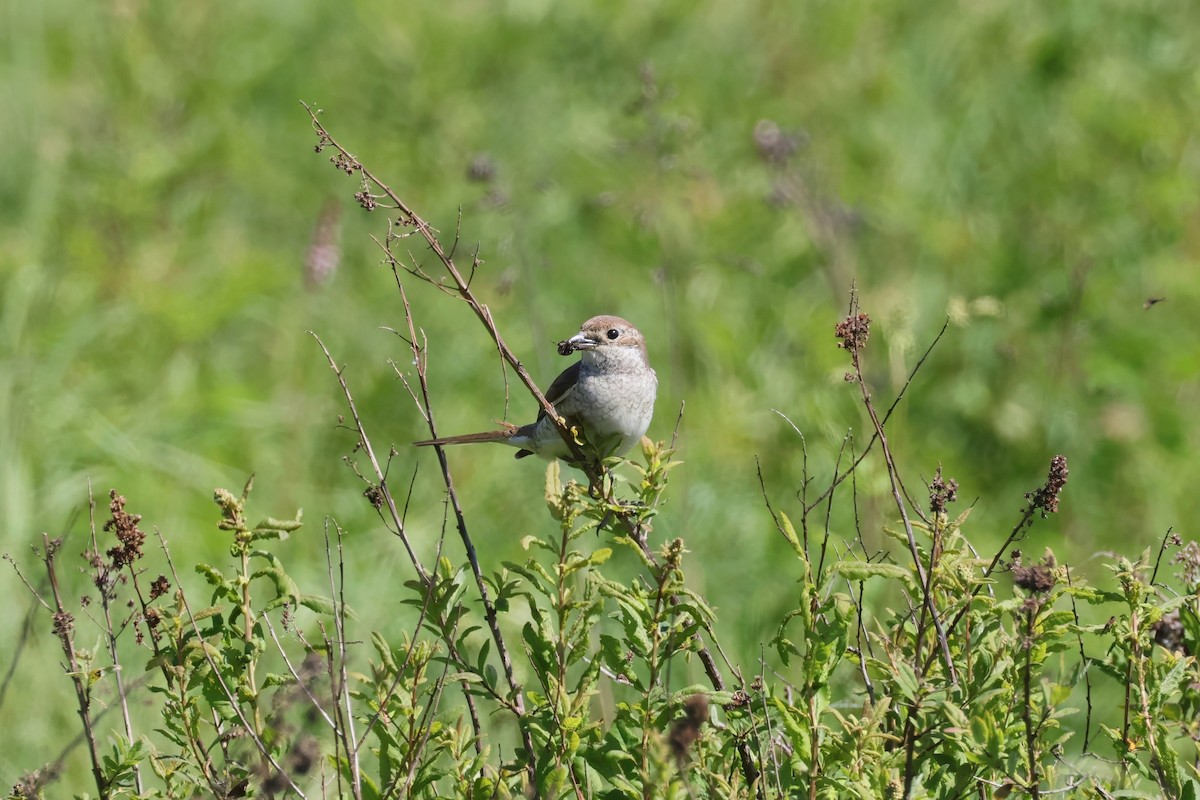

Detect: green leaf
[195, 564, 228, 588]
[1153, 655, 1191, 706]
[588, 547, 613, 566]
[253, 513, 302, 532]
[771, 633, 799, 666]
[778, 511, 805, 558]
[443, 671, 484, 684]
[262, 672, 294, 688]
[522, 622, 555, 676]
[831, 560, 910, 581]
[249, 550, 301, 605]
[190, 606, 224, 622]
[891, 661, 920, 702]
[297, 594, 345, 617]
[372, 631, 397, 672]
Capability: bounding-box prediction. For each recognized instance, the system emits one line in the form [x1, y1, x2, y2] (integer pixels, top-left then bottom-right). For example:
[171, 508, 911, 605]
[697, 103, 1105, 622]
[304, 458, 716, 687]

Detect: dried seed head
[363, 486, 384, 510]
[1173, 541, 1200, 587]
[149, 575, 171, 600]
[929, 466, 959, 515]
[835, 313, 871, 352]
[723, 689, 751, 710]
[1012, 553, 1057, 595]
[52, 611, 74, 638]
[353, 189, 377, 211]
[1027, 455, 1068, 515]
[103, 490, 145, 569]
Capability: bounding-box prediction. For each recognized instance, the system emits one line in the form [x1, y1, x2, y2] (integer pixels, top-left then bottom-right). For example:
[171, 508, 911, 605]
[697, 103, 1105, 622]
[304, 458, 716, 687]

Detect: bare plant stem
[842, 296, 956, 687]
[312, 332, 517, 776]
[803, 318, 950, 518]
[1120, 652, 1133, 787]
[350, 513, 454, 757]
[306, 104, 763, 796]
[306, 102, 590, 473]
[238, 538, 267, 759]
[640, 552, 676, 793]
[390, 663, 454, 799]
[85, 486, 143, 795]
[43, 534, 108, 799]
[1064, 566, 1094, 753]
[325, 520, 363, 800]
[260, 616, 338, 730]
[393, 284, 531, 727]
[310, 333, 428, 582]
[0, 593, 40, 715]
[1149, 526, 1177, 587]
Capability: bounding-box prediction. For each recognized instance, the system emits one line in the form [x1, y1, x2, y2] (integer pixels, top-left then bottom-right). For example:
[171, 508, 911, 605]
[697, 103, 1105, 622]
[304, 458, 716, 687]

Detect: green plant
[10, 112, 1200, 800]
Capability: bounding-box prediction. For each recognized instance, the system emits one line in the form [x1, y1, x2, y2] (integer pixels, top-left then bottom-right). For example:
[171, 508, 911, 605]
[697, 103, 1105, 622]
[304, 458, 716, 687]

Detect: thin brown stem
[307, 105, 760, 795]
[85, 486, 143, 795]
[325, 520, 362, 800]
[803, 318, 950, 517]
[311, 332, 429, 584]
[306, 103, 592, 476]
[841, 295, 956, 685]
[43, 534, 107, 799]
[392, 283, 535, 775]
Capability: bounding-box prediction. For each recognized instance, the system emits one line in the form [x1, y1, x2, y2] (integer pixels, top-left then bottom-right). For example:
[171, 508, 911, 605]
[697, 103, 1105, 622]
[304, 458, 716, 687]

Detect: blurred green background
[3, 0, 1199, 787]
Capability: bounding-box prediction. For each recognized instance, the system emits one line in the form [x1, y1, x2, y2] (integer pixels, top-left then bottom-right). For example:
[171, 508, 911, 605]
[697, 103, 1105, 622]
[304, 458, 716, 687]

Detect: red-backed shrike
[414, 315, 657, 460]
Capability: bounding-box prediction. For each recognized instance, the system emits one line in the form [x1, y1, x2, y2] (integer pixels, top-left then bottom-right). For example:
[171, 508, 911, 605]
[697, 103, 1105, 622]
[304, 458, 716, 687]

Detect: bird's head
[560, 315, 649, 367]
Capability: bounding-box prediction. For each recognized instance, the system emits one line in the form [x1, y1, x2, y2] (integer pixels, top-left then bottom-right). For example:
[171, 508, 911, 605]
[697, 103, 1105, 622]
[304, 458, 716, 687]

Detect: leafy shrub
[10, 115, 1200, 800]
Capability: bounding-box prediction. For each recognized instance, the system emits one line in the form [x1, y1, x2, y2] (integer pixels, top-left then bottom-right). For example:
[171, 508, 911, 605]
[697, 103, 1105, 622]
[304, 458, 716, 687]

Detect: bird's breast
[573, 365, 657, 439]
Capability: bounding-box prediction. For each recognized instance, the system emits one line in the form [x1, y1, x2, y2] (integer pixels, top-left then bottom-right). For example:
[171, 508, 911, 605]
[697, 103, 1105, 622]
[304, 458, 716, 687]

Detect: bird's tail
[413, 424, 520, 448]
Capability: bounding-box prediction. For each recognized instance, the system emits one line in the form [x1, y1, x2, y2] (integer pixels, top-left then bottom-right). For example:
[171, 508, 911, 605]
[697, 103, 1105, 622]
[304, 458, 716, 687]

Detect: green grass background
[2, 0, 1199, 787]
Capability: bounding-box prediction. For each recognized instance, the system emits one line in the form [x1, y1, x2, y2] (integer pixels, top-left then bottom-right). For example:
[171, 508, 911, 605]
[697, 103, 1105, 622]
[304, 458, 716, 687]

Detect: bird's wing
[536, 361, 581, 421]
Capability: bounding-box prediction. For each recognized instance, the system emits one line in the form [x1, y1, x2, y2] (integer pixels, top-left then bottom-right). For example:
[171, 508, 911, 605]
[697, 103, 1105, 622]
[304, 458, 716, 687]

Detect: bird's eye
[606, 328, 620, 340]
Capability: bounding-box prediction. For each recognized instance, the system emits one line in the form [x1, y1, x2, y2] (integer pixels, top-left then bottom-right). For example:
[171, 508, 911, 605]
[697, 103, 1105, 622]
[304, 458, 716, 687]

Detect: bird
[414, 315, 657, 460]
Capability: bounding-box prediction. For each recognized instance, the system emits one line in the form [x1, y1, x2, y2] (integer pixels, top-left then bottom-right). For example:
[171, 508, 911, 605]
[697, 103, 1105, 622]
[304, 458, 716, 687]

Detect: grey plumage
[414, 315, 657, 460]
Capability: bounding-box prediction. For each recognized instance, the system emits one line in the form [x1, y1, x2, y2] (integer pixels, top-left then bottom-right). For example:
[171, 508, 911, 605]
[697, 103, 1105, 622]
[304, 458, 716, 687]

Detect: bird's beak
[567, 332, 598, 350]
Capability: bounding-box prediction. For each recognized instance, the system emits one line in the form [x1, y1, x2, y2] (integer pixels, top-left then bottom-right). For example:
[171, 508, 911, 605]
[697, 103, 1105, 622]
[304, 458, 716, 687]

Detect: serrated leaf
[832, 561, 909, 581]
[249, 551, 301, 604]
[1153, 655, 1191, 705]
[191, 606, 224, 622]
[950, 505, 973, 529]
[892, 661, 919, 701]
[299, 594, 346, 617]
[443, 671, 484, 684]
[588, 547, 613, 566]
[778, 511, 804, 558]
[195, 564, 227, 587]
[262, 672, 295, 688]
[544, 461, 564, 517]
[371, 631, 396, 671]
[253, 514, 302, 532]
